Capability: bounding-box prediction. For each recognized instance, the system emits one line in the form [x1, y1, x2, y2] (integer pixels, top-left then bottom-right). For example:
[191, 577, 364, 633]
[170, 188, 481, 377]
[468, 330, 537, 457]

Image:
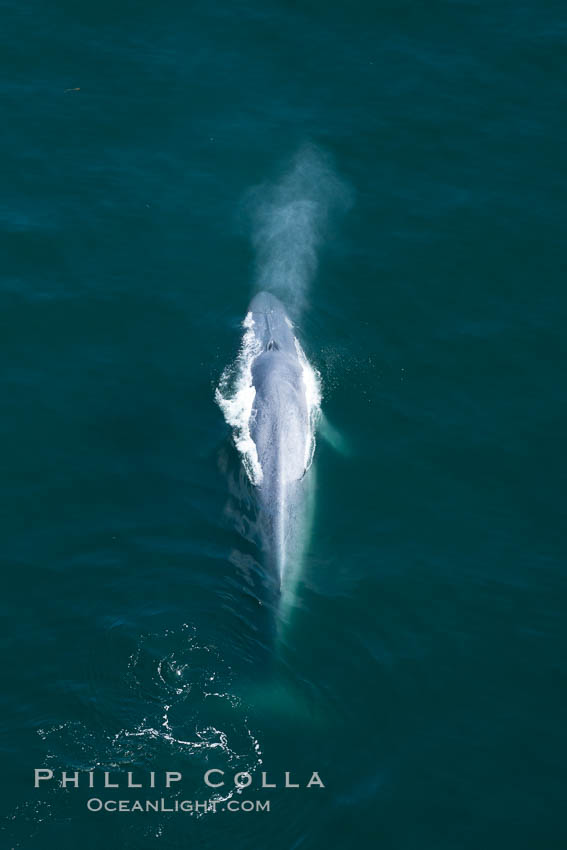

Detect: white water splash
[214, 312, 264, 485]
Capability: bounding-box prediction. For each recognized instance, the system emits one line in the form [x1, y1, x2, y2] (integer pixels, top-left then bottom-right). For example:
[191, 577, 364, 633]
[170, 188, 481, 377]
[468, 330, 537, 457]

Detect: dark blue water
[2, 1, 566, 847]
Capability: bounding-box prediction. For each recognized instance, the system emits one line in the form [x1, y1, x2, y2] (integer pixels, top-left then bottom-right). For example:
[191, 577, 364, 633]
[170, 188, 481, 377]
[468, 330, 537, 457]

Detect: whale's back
[216, 291, 320, 584]
[250, 350, 309, 486]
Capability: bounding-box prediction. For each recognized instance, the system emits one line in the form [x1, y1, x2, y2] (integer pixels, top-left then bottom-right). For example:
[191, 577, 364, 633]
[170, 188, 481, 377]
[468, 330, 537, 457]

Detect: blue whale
[246, 291, 316, 586]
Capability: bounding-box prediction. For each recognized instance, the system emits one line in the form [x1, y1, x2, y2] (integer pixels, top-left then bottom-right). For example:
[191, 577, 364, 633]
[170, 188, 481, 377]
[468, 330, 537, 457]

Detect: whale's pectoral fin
[318, 412, 352, 456]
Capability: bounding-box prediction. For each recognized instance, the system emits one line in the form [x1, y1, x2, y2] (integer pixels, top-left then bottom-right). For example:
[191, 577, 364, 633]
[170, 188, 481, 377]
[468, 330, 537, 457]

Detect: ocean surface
[2, 1, 566, 847]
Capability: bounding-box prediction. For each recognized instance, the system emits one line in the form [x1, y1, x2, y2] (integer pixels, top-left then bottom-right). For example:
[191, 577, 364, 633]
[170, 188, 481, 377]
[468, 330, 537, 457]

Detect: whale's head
[247, 291, 297, 355]
[247, 292, 308, 482]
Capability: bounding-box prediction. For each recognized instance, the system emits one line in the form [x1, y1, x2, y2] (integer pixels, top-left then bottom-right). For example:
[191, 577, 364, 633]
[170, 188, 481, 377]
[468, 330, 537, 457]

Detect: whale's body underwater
[247, 291, 315, 584]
